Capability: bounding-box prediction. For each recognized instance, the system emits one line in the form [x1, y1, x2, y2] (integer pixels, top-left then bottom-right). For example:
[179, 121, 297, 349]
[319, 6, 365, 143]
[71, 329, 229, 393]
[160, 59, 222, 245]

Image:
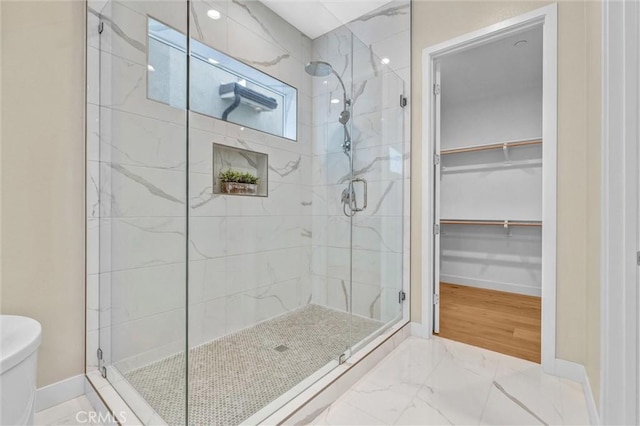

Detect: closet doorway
[422, 5, 557, 367]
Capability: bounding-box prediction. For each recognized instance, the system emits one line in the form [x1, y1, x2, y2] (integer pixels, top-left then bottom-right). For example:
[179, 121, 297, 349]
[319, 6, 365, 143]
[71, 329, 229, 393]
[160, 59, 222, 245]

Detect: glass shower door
[349, 39, 406, 348]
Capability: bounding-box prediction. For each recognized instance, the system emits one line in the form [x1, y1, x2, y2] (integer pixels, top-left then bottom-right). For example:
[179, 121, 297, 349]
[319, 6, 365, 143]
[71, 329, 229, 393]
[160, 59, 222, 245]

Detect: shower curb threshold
[83, 320, 410, 426]
[85, 370, 148, 426]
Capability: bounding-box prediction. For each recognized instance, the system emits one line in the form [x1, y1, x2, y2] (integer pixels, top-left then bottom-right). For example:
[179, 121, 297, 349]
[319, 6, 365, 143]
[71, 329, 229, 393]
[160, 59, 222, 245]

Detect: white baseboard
[36, 374, 85, 412]
[552, 359, 600, 425]
[440, 274, 542, 297]
[410, 321, 431, 338]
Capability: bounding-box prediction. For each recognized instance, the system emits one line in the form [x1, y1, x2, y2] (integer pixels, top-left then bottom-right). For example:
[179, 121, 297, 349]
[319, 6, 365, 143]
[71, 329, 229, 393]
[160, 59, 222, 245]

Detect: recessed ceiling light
[207, 9, 221, 20]
[323, 80, 328, 85]
[147, 64, 155, 72]
[514, 40, 528, 48]
[208, 58, 219, 64]
[380, 57, 390, 65]
[330, 98, 340, 104]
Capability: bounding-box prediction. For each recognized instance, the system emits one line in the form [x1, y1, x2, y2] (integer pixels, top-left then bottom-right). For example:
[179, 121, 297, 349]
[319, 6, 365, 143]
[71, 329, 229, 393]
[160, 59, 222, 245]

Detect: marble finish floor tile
[311, 336, 591, 426]
[34, 396, 102, 426]
[122, 304, 382, 426]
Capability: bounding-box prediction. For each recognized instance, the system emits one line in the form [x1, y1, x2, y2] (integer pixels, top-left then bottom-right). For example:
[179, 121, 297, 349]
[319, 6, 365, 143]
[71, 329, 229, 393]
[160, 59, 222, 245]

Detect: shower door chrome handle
[350, 177, 367, 212]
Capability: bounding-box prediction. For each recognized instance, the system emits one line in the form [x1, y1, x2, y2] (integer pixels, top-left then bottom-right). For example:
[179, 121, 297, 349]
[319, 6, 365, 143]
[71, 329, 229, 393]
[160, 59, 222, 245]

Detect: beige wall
[0, 0, 86, 387]
[410, 0, 601, 398]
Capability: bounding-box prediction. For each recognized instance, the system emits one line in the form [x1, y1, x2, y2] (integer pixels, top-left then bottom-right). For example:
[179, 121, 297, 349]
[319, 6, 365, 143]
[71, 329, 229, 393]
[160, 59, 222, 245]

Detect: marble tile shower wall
[86, 0, 314, 372]
[309, 0, 411, 324]
[308, 26, 355, 317]
[186, 0, 314, 350]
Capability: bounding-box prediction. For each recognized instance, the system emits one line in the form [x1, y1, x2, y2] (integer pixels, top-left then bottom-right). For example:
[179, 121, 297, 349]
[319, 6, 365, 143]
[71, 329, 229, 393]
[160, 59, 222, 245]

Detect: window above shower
[147, 17, 298, 141]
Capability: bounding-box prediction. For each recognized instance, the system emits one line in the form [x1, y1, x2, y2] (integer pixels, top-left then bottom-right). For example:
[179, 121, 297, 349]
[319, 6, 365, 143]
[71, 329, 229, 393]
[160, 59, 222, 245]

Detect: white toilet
[0, 315, 42, 426]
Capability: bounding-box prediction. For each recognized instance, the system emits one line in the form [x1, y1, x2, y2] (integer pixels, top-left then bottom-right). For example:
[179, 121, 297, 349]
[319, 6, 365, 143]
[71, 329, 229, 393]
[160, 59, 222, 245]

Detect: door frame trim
[420, 3, 558, 372]
[600, 0, 640, 423]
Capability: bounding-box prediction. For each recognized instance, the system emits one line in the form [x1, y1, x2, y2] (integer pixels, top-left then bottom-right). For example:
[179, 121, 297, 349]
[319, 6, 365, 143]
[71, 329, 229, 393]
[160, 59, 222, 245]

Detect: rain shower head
[304, 61, 334, 77]
[304, 60, 349, 105]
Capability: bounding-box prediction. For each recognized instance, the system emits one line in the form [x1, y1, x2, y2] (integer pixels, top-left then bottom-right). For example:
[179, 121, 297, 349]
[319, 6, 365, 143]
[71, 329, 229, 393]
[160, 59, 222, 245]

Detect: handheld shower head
[339, 109, 350, 125]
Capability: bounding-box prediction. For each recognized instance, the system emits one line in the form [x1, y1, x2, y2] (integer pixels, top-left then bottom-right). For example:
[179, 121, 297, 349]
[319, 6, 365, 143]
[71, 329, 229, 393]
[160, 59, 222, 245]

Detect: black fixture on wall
[219, 82, 278, 121]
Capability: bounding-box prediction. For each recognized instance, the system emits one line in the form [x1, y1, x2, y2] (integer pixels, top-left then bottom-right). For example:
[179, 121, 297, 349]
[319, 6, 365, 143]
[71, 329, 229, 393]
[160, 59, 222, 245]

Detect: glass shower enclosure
[86, 0, 410, 424]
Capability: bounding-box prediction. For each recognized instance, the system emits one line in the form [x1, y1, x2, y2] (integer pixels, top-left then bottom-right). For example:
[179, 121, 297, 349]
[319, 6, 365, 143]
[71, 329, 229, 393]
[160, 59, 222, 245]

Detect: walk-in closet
[433, 26, 545, 362]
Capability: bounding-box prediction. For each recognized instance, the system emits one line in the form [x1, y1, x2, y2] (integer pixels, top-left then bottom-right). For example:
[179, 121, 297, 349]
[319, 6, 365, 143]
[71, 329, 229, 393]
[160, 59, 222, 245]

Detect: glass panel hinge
[97, 348, 107, 378]
[398, 290, 406, 303]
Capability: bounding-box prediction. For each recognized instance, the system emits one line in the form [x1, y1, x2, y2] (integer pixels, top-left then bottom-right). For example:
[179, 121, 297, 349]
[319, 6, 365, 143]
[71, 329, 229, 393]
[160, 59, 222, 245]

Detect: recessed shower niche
[212, 144, 268, 196]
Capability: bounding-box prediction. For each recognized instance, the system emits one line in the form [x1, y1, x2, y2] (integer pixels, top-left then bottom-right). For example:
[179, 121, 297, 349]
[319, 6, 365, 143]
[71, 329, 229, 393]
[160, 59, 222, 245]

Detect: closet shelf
[440, 219, 542, 227]
[440, 138, 542, 155]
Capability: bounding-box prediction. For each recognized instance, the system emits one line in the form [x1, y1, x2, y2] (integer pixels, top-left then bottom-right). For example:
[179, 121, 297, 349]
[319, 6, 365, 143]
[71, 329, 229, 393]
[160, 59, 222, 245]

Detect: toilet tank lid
[0, 315, 42, 374]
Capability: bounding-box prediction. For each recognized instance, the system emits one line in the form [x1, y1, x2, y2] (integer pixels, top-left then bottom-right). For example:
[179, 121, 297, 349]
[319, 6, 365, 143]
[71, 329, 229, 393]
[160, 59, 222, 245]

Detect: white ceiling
[259, 0, 390, 39]
[440, 26, 543, 105]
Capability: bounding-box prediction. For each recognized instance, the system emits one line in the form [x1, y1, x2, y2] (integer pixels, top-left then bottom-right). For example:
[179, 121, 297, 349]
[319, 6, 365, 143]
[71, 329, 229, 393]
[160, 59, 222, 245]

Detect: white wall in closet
[438, 26, 543, 296]
[440, 27, 542, 148]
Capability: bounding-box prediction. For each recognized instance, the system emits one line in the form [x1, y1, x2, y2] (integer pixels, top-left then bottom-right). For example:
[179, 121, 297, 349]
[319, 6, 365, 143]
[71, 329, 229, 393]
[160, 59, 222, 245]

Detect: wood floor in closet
[437, 283, 541, 363]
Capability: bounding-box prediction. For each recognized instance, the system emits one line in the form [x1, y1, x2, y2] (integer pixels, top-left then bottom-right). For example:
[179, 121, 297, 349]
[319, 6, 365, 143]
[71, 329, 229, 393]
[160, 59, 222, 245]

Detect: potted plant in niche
[218, 169, 259, 195]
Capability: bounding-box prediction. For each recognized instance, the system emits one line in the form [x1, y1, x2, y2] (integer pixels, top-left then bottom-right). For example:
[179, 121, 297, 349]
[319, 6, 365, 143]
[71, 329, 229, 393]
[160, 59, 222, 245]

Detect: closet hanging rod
[440, 138, 542, 155]
[440, 219, 542, 227]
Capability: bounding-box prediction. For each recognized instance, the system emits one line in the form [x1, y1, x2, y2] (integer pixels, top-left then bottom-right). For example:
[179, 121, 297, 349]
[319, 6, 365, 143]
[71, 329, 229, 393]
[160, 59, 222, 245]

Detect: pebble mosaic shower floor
[123, 304, 383, 425]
